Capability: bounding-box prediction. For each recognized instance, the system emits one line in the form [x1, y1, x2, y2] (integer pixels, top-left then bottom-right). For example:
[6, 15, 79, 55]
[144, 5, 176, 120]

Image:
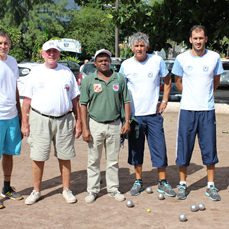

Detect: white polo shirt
[119, 54, 169, 116]
[21, 63, 80, 115]
[0, 55, 19, 120]
[172, 50, 224, 110]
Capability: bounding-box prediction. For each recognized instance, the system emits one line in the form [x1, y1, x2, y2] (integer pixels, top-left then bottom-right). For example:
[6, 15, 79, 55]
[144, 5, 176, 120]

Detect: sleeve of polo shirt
[119, 65, 128, 82]
[119, 73, 131, 104]
[20, 70, 34, 99]
[70, 72, 80, 100]
[172, 57, 183, 77]
[214, 57, 224, 76]
[159, 59, 169, 78]
[79, 76, 90, 105]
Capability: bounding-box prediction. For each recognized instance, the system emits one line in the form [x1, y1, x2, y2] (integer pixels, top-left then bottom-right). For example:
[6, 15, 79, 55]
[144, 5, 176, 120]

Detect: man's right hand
[82, 129, 92, 143]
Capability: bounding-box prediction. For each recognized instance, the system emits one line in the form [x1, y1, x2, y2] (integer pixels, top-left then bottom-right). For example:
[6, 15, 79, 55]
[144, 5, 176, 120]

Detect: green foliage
[60, 55, 80, 63]
[119, 42, 134, 58]
[67, 7, 116, 59]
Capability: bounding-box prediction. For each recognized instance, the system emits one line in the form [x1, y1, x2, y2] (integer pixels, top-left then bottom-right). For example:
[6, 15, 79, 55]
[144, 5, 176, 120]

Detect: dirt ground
[0, 112, 228, 229]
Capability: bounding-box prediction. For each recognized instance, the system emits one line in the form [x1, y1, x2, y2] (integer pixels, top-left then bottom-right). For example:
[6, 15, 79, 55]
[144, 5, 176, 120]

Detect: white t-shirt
[119, 54, 169, 116]
[172, 50, 224, 110]
[21, 63, 80, 115]
[0, 55, 19, 120]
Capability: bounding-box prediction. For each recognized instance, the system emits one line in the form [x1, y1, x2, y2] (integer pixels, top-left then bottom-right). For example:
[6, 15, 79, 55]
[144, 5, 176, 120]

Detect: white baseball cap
[42, 40, 61, 51]
[94, 49, 112, 59]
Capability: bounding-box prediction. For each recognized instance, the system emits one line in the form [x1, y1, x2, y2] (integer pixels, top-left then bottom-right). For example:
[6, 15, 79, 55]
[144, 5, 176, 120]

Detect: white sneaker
[108, 190, 125, 201]
[62, 189, 77, 203]
[85, 192, 97, 203]
[25, 190, 41, 205]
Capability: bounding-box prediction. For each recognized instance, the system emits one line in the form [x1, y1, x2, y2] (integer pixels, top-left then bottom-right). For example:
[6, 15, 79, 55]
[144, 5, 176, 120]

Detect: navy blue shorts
[128, 114, 167, 168]
[176, 109, 218, 167]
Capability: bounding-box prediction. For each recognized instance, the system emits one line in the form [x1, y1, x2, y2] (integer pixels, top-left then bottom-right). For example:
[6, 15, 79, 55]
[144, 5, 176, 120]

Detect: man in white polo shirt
[172, 25, 224, 201]
[0, 31, 23, 209]
[119, 32, 176, 197]
[21, 40, 82, 205]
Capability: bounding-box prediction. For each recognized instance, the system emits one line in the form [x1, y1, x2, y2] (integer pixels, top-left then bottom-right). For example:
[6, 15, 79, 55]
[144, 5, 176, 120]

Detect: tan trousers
[87, 118, 122, 193]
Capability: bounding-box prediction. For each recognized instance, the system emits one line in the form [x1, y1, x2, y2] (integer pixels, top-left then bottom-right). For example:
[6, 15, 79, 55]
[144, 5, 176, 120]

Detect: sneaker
[1, 187, 23, 200]
[108, 190, 125, 201]
[0, 201, 4, 209]
[62, 189, 77, 203]
[25, 190, 41, 205]
[205, 185, 221, 201]
[129, 179, 143, 196]
[85, 192, 97, 203]
[157, 181, 176, 197]
[176, 184, 188, 200]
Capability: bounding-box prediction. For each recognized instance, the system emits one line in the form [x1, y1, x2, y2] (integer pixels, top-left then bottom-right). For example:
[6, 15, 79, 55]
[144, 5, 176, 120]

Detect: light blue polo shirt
[119, 54, 169, 116]
[172, 50, 224, 110]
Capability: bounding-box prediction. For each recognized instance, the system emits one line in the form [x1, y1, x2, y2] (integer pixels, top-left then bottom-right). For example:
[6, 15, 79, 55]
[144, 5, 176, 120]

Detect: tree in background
[0, 0, 73, 62]
[67, 6, 116, 60]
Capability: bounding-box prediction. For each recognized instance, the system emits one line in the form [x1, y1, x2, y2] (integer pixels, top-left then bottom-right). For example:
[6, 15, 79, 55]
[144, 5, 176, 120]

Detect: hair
[189, 25, 207, 37]
[129, 32, 149, 49]
[0, 31, 11, 41]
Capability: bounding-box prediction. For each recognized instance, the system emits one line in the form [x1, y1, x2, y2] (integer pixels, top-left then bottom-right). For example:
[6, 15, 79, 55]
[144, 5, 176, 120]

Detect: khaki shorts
[28, 109, 76, 161]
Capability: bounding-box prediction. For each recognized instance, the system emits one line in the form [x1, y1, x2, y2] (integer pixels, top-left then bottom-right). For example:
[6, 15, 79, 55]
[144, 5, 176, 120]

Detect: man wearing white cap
[80, 49, 131, 203]
[21, 40, 82, 205]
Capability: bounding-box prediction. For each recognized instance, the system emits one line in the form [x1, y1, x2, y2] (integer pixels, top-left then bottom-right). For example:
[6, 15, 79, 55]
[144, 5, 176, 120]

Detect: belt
[32, 108, 73, 119]
[101, 119, 117, 124]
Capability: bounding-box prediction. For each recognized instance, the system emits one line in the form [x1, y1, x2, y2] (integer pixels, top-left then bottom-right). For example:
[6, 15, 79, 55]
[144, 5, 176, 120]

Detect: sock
[207, 182, 214, 188]
[179, 181, 187, 186]
[3, 181, 10, 191]
[159, 179, 167, 184]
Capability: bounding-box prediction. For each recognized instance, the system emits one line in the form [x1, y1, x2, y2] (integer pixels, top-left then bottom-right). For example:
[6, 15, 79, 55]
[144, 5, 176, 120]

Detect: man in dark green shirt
[80, 49, 131, 203]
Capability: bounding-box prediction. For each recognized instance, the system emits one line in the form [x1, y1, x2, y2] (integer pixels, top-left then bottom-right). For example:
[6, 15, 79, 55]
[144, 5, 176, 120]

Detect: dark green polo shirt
[80, 70, 131, 123]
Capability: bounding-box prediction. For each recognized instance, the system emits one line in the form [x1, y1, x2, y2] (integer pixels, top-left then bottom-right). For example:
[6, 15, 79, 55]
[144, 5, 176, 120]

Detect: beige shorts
[28, 109, 76, 161]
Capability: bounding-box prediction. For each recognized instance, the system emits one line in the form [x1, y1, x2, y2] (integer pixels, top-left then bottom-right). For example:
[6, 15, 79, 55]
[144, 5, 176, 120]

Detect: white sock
[179, 181, 187, 186]
[207, 182, 214, 188]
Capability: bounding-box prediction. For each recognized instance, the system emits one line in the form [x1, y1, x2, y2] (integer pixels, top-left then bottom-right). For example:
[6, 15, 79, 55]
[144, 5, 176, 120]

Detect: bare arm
[16, 87, 22, 121]
[213, 75, 220, 92]
[21, 97, 31, 137]
[175, 75, 183, 93]
[80, 104, 92, 143]
[72, 96, 82, 139]
[121, 102, 131, 135]
[157, 73, 171, 114]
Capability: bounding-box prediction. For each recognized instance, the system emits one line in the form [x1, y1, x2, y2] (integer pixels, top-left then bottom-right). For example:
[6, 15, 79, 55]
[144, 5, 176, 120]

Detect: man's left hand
[121, 122, 130, 135]
[74, 120, 82, 139]
[156, 102, 167, 114]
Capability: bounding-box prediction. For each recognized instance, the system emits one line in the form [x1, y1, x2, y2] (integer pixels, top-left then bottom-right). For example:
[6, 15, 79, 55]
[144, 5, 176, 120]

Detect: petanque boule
[146, 187, 152, 194]
[158, 193, 164, 200]
[198, 203, 205, 211]
[126, 200, 134, 208]
[190, 204, 198, 212]
[179, 214, 187, 222]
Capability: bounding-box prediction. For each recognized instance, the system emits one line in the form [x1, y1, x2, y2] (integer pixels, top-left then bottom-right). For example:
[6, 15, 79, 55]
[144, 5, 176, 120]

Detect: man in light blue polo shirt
[172, 25, 224, 201]
[120, 32, 176, 197]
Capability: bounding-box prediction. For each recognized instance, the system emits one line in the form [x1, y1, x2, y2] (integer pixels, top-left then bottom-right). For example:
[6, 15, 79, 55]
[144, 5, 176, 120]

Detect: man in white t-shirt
[0, 31, 23, 209]
[119, 32, 176, 197]
[21, 40, 82, 205]
[172, 25, 224, 201]
[80, 59, 89, 72]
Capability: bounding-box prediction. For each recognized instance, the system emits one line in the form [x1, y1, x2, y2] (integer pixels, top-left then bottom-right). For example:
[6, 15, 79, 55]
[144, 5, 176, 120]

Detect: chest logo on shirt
[64, 84, 70, 91]
[94, 84, 102, 92]
[148, 72, 153, 78]
[39, 81, 45, 88]
[131, 73, 139, 78]
[203, 65, 209, 72]
[113, 84, 119, 91]
[185, 66, 193, 71]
